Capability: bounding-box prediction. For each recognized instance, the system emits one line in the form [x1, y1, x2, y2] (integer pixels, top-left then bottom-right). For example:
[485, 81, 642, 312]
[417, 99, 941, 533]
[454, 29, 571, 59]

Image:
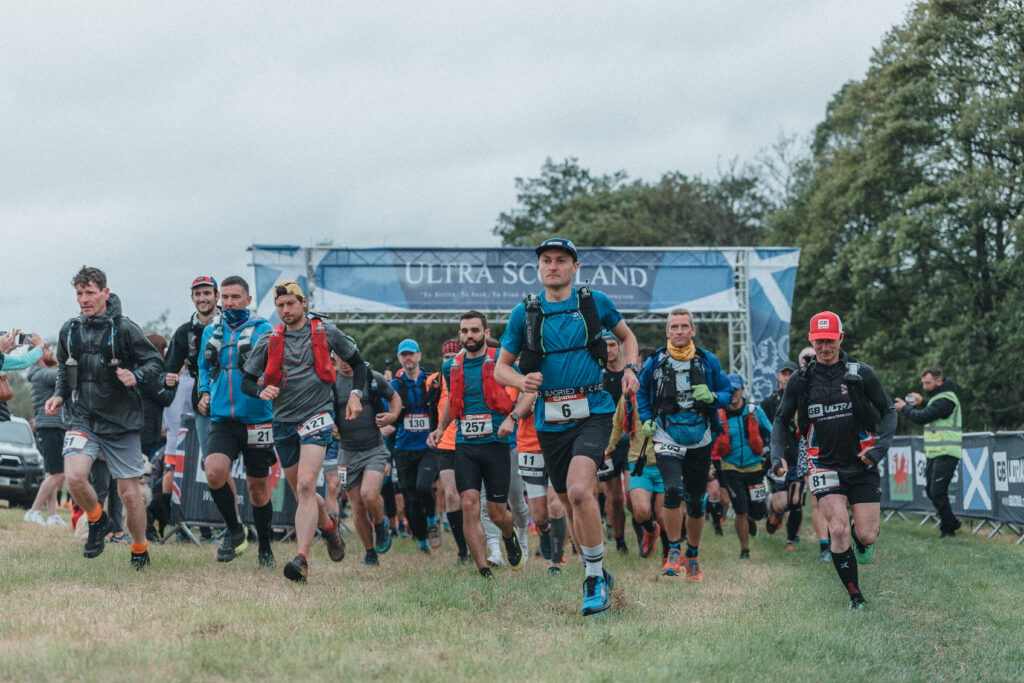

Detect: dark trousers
[926, 455, 960, 533]
[394, 449, 438, 541]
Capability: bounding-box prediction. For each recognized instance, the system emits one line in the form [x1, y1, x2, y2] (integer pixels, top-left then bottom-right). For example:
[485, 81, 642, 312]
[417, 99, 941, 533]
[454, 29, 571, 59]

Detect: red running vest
[263, 318, 336, 387]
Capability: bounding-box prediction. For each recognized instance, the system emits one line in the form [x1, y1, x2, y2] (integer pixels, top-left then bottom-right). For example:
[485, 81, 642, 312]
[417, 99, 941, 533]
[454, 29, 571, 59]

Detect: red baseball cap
[808, 311, 843, 341]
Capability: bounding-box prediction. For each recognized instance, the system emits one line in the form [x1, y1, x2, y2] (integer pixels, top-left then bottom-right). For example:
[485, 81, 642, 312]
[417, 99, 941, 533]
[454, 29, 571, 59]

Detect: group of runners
[38, 237, 897, 615]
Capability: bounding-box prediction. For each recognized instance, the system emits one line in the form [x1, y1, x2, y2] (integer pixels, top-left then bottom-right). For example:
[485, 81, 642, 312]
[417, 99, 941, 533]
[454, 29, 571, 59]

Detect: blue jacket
[198, 315, 274, 424]
[718, 403, 773, 470]
[636, 346, 733, 435]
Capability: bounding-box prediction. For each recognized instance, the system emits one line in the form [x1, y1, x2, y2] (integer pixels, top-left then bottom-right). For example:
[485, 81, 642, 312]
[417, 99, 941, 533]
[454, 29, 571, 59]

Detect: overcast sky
[1, 1, 913, 339]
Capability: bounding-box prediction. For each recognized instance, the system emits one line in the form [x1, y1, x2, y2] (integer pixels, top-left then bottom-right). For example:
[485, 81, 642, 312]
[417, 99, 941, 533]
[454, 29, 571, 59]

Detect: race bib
[338, 465, 348, 487]
[403, 413, 430, 432]
[808, 468, 840, 495]
[748, 481, 769, 502]
[597, 454, 615, 476]
[297, 411, 334, 439]
[654, 441, 686, 457]
[543, 393, 590, 423]
[517, 451, 545, 472]
[246, 422, 273, 446]
[63, 430, 89, 452]
[461, 413, 494, 438]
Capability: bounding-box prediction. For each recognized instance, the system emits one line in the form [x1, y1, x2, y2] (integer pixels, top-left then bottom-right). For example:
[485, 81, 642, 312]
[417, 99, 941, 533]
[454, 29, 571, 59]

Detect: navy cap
[535, 237, 579, 261]
[397, 339, 420, 354]
[728, 373, 745, 390]
[778, 361, 799, 374]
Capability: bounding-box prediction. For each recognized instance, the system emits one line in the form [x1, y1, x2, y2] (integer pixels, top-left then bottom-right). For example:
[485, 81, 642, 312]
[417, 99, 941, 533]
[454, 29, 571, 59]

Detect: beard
[463, 336, 484, 352]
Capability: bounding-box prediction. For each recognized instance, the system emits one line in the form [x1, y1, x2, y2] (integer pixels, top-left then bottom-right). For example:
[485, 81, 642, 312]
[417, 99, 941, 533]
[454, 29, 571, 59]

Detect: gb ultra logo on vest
[807, 402, 852, 418]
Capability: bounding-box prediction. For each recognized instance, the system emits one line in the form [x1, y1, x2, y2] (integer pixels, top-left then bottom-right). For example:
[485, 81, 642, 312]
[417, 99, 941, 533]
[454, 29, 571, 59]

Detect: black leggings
[656, 444, 712, 517]
[394, 449, 438, 541]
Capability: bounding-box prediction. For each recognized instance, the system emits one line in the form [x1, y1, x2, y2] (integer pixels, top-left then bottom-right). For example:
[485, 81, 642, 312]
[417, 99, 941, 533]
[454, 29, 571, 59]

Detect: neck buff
[222, 308, 250, 328]
[666, 340, 695, 361]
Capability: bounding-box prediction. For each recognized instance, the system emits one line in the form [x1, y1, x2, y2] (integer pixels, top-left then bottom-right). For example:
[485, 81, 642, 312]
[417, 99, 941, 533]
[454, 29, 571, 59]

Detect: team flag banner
[251, 245, 801, 399]
[880, 433, 1024, 525]
[170, 414, 323, 528]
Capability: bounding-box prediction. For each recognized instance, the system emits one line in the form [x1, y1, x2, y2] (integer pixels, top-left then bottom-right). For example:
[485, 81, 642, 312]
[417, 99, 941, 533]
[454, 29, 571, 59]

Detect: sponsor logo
[993, 451, 1008, 493]
[1009, 458, 1023, 485]
[808, 404, 823, 418]
[818, 319, 830, 329]
[915, 450, 928, 488]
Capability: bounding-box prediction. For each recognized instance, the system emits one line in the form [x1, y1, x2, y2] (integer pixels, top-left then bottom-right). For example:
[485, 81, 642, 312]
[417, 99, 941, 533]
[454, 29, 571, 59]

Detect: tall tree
[771, 0, 1024, 429]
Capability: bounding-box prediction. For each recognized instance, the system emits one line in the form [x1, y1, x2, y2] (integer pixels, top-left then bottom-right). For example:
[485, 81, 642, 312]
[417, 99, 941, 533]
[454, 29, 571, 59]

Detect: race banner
[170, 414, 325, 528]
[251, 245, 801, 399]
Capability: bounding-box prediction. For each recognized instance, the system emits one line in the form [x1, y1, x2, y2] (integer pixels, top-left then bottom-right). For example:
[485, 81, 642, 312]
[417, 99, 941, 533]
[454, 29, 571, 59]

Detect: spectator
[894, 367, 962, 537]
[0, 330, 44, 422]
[25, 345, 70, 526]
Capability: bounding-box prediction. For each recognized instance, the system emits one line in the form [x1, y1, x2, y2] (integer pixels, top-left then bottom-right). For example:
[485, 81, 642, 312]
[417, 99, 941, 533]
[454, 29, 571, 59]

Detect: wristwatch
[509, 411, 520, 422]
[350, 389, 363, 399]
[625, 363, 641, 374]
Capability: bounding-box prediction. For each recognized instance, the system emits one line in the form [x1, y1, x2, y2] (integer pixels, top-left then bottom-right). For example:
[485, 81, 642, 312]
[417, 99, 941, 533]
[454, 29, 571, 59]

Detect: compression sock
[253, 502, 274, 553]
[448, 510, 468, 556]
[831, 547, 862, 598]
[641, 518, 656, 532]
[786, 507, 803, 541]
[580, 542, 604, 579]
[131, 541, 148, 554]
[549, 516, 567, 564]
[87, 503, 103, 523]
[632, 517, 644, 545]
[685, 543, 699, 558]
[708, 500, 722, 524]
[209, 484, 241, 532]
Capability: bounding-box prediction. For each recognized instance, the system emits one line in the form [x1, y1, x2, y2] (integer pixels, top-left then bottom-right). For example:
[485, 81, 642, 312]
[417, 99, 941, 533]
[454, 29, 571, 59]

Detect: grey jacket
[54, 293, 164, 435]
[27, 363, 69, 430]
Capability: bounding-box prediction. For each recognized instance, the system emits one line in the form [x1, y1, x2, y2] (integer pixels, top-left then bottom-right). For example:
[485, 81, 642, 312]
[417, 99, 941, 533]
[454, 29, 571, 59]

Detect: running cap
[601, 331, 616, 341]
[535, 237, 579, 262]
[808, 311, 843, 341]
[778, 360, 799, 374]
[728, 373, 745, 390]
[397, 339, 420, 354]
[273, 280, 304, 300]
[441, 339, 462, 355]
[191, 276, 217, 290]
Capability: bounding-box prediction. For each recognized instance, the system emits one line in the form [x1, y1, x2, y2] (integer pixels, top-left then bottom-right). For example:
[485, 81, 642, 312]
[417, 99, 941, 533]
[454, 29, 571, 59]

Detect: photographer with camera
[894, 367, 962, 538]
[0, 330, 44, 422]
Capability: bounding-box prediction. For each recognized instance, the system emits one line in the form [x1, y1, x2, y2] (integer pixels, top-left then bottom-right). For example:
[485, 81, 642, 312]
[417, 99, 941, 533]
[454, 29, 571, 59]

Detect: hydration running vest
[65, 315, 129, 390]
[518, 285, 607, 374]
[263, 317, 335, 387]
[712, 405, 765, 460]
[448, 348, 515, 419]
[794, 358, 876, 439]
[202, 315, 260, 380]
[652, 347, 711, 418]
[395, 369, 444, 429]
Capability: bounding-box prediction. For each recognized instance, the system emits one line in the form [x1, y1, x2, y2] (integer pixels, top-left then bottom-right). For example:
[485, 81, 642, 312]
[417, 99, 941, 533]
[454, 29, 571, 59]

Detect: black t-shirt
[807, 362, 864, 472]
[334, 370, 395, 451]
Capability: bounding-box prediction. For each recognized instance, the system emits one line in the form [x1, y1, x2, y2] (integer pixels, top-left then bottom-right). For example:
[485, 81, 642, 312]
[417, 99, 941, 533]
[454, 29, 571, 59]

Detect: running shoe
[766, 514, 782, 535]
[84, 511, 110, 558]
[216, 527, 248, 563]
[479, 567, 493, 578]
[685, 555, 703, 581]
[615, 537, 628, 554]
[850, 520, 873, 564]
[427, 522, 442, 549]
[418, 544, 430, 555]
[819, 547, 832, 562]
[24, 510, 45, 525]
[323, 512, 346, 562]
[398, 521, 410, 539]
[548, 565, 561, 576]
[47, 514, 68, 527]
[539, 527, 552, 560]
[849, 595, 867, 610]
[362, 551, 379, 566]
[739, 548, 750, 560]
[130, 550, 150, 570]
[457, 553, 471, 565]
[374, 518, 392, 554]
[487, 545, 506, 567]
[581, 570, 614, 616]
[284, 554, 308, 583]
[504, 532, 524, 571]
[712, 519, 724, 536]
[662, 547, 682, 576]
[258, 551, 276, 568]
[784, 541, 797, 551]
[640, 521, 660, 558]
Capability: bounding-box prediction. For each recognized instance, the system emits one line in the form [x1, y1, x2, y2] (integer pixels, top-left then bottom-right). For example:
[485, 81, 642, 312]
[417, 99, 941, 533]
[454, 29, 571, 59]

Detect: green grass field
[1, 507, 1021, 682]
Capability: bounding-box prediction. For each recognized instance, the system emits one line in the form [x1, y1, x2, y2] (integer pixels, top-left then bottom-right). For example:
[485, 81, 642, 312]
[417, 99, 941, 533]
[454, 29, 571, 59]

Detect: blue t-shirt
[500, 288, 623, 433]
[442, 353, 511, 445]
[390, 372, 432, 451]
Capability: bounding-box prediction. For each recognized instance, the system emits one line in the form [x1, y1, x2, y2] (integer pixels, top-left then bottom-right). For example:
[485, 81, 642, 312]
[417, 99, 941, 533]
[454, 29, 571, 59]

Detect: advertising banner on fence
[170, 414, 322, 528]
[251, 245, 801, 399]
[880, 433, 1024, 525]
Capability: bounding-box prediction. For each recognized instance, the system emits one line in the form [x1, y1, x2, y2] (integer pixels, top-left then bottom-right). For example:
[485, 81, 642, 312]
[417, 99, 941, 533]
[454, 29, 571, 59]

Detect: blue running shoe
[581, 570, 614, 616]
[375, 518, 392, 554]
